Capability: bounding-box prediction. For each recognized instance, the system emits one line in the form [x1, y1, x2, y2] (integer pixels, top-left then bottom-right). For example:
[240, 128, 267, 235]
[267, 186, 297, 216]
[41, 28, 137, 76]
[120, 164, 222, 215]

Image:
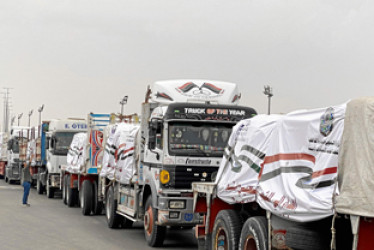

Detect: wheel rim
[62, 179, 65, 200]
[144, 205, 153, 236]
[67, 183, 70, 203]
[215, 227, 228, 250]
[80, 186, 84, 208]
[106, 191, 112, 221]
[243, 235, 257, 250]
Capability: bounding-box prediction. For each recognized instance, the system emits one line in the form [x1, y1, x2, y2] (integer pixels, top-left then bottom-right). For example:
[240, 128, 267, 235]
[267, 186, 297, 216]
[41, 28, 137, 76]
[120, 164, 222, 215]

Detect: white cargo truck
[37, 119, 87, 198]
[192, 97, 374, 250]
[98, 80, 257, 247]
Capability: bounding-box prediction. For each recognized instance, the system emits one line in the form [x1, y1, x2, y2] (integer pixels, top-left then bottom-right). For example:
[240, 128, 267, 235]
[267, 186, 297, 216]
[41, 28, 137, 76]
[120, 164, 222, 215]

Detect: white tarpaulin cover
[216, 115, 282, 204]
[100, 124, 118, 180]
[66, 132, 87, 174]
[114, 123, 139, 184]
[216, 103, 346, 222]
[336, 97, 374, 217]
[0, 133, 8, 160]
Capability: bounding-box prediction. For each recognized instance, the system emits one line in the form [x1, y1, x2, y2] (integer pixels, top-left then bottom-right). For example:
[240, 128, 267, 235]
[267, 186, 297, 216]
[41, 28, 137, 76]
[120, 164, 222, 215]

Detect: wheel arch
[141, 183, 157, 213]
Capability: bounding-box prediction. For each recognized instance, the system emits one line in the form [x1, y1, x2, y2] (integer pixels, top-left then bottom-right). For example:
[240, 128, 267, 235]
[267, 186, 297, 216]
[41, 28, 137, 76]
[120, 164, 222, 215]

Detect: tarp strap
[330, 213, 337, 250]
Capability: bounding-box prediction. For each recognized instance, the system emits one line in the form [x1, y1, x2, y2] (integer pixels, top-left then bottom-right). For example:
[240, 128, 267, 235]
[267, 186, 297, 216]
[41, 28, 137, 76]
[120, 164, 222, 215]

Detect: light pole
[11, 116, 16, 126]
[17, 113, 23, 126]
[120, 96, 128, 115]
[263, 85, 273, 115]
[28, 109, 33, 127]
[38, 104, 44, 125]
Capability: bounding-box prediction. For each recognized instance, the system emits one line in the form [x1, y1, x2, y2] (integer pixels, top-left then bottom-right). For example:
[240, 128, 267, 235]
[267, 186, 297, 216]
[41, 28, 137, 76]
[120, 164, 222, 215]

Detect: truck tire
[285, 226, 330, 250]
[62, 175, 67, 204]
[106, 186, 122, 228]
[81, 180, 93, 216]
[92, 181, 103, 215]
[211, 209, 242, 250]
[239, 216, 268, 250]
[66, 176, 76, 207]
[144, 196, 166, 247]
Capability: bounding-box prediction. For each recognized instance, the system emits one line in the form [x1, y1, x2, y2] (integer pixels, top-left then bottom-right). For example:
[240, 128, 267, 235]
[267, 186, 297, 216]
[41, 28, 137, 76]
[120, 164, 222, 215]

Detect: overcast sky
[1, 0, 373, 127]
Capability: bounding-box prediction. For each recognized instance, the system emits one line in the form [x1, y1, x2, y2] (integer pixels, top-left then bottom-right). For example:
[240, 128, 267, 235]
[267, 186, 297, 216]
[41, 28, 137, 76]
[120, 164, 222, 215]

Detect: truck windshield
[168, 122, 232, 157]
[54, 132, 77, 155]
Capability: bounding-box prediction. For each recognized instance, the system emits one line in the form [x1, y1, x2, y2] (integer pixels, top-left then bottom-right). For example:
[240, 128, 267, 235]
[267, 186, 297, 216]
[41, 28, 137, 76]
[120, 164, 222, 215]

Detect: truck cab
[39, 119, 87, 198]
[145, 102, 255, 210]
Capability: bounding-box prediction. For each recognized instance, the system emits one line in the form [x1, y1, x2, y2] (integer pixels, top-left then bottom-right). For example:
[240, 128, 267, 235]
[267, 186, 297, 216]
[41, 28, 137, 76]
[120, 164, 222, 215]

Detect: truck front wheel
[106, 186, 122, 228]
[81, 180, 93, 216]
[92, 181, 103, 215]
[62, 175, 67, 204]
[239, 216, 268, 250]
[66, 176, 77, 207]
[212, 209, 242, 250]
[144, 196, 166, 247]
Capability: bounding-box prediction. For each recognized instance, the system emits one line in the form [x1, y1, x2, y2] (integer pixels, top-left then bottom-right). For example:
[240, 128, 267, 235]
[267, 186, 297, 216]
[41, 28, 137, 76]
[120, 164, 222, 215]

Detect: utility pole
[2, 88, 13, 132]
[263, 85, 273, 115]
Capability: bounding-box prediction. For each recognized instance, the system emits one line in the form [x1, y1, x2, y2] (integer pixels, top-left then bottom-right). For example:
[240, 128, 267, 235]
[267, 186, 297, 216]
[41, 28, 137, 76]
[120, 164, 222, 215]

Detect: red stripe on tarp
[178, 82, 194, 90]
[123, 147, 134, 154]
[259, 153, 316, 179]
[311, 167, 337, 178]
[204, 83, 222, 92]
[263, 153, 316, 165]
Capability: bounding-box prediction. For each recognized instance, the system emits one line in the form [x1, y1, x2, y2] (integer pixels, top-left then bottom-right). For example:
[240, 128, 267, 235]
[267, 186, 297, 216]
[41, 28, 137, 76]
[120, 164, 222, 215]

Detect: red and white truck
[0, 132, 8, 179]
[61, 113, 115, 215]
[193, 97, 374, 250]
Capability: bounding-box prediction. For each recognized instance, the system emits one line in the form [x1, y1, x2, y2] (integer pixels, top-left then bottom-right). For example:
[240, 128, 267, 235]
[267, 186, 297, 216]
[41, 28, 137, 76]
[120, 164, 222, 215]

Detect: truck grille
[164, 165, 218, 189]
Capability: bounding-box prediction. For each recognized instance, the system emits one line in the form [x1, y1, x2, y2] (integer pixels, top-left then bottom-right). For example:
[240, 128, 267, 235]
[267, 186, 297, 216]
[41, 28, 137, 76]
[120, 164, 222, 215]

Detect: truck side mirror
[46, 137, 50, 149]
[50, 137, 56, 149]
[148, 119, 158, 150]
[7, 139, 13, 150]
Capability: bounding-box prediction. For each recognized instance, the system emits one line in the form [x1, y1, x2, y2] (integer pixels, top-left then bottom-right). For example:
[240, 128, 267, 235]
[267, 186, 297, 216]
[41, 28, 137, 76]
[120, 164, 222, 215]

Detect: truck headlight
[160, 170, 170, 184]
[169, 200, 185, 209]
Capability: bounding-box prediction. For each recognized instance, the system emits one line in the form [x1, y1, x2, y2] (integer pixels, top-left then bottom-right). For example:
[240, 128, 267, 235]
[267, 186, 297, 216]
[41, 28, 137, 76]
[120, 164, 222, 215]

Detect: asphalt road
[0, 180, 198, 250]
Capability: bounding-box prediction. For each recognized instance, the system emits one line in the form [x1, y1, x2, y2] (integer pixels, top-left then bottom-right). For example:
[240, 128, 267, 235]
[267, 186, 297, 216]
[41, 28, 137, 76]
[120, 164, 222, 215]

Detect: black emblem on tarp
[320, 107, 334, 137]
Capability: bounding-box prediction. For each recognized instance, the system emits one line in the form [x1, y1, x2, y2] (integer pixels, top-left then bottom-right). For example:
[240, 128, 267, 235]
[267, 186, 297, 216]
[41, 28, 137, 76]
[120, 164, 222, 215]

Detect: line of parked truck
[1, 79, 373, 249]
